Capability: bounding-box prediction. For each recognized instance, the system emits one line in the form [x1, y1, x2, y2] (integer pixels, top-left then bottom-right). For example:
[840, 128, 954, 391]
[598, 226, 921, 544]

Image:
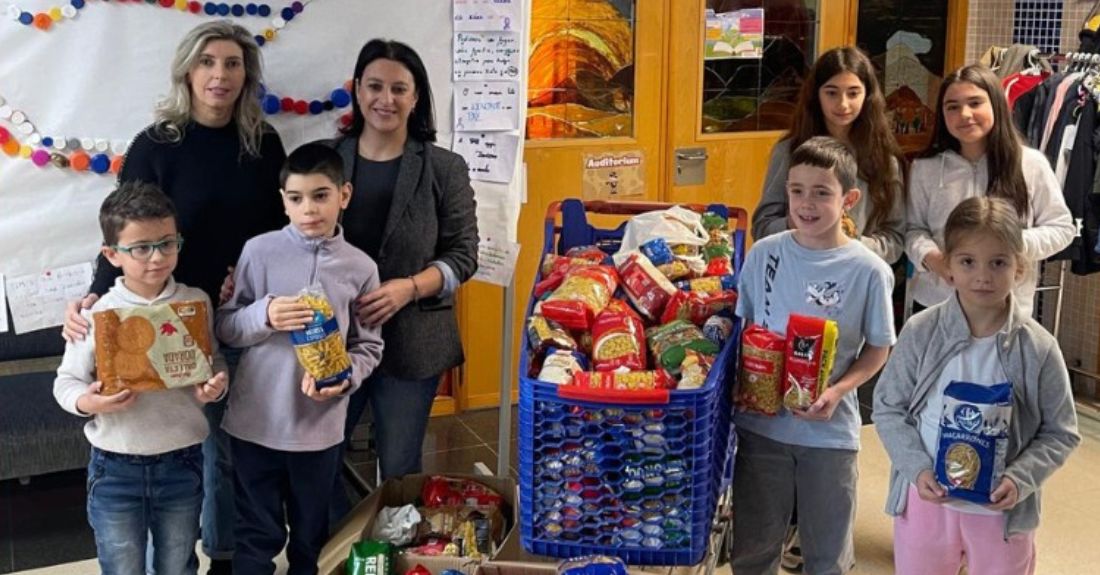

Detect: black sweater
[90, 121, 286, 302]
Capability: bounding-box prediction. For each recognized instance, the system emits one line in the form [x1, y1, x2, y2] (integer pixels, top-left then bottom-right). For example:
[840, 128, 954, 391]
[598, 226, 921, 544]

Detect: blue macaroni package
[934, 381, 1013, 505]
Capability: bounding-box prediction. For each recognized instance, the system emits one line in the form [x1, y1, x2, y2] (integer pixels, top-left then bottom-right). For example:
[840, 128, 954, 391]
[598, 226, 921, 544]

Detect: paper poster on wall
[5, 262, 93, 334]
[454, 132, 520, 183]
[473, 236, 521, 287]
[582, 151, 645, 200]
[454, 0, 522, 32]
[704, 8, 764, 60]
[0, 273, 8, 334]
[454, 81, 520, 131]
[454, 32, 522, 80]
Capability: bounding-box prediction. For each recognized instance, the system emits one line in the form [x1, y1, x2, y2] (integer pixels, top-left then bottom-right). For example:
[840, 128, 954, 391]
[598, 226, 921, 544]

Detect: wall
[966, 0, 1100, 394]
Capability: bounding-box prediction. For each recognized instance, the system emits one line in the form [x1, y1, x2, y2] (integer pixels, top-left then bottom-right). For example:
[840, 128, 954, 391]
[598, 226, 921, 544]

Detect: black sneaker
[207, 559, 232, 575]
[780, 525, 804, 573]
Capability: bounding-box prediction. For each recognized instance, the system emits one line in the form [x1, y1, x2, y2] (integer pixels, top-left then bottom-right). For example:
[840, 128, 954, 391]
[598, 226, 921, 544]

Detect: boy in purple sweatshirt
[215, 143, 384, 574]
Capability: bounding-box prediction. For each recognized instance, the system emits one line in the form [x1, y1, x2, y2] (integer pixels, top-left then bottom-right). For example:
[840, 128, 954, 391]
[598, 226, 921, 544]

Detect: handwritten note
[0, 273, 7, 333]
[453, 132, 520, 184]
[454, 81, 520, 131]
[454, 0, 522, 32]
[454, 32, 522, 80]
[5, 262, 93, 334]
[473, 236, 521, 287]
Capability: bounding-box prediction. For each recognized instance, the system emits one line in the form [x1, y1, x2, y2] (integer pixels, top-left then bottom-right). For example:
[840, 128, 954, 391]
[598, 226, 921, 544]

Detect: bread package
[94, 300, 213, 395]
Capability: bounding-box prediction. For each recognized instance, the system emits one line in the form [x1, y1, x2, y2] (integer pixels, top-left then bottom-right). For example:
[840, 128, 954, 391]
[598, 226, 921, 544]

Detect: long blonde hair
[153, 20, 266, 157]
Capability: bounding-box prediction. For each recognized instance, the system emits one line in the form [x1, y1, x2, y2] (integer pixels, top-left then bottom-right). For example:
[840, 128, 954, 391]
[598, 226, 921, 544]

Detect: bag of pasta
[591, 300, 646, 372]
[737, 324, 785, 415]
[538, 265, 619, 330]
[290, 285, 352, 388]
[782, 314, 839, 411]
[935, 381, 1012, 505]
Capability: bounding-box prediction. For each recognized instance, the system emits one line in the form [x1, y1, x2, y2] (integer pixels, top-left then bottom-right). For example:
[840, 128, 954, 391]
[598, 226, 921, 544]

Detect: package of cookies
[291, 286, 353, 388]
[94, 300, 214, 395]
[935, 381, 1012, 504]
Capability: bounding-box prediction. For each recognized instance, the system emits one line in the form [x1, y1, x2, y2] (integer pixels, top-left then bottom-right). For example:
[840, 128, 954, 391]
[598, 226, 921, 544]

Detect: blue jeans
[201, 347, 239, 560]
[232, 437, 341, 575]
[86, 445, 203, 575]
[331, 373, 439, 523]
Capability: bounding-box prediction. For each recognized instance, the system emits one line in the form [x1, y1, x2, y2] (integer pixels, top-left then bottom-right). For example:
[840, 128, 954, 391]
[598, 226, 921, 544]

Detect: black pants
[231, 437, 341, 575]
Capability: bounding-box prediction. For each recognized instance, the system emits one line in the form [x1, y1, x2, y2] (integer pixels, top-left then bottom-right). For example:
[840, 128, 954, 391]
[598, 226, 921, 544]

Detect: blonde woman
[63, 21, 286, 574]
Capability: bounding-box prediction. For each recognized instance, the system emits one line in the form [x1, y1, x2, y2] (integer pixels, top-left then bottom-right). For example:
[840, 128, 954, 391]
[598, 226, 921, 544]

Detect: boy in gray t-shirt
[732, 137, 897, 574]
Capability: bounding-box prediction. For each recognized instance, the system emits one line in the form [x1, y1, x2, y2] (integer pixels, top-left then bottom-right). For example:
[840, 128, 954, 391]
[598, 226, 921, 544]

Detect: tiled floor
[6, 401, 1100, 574]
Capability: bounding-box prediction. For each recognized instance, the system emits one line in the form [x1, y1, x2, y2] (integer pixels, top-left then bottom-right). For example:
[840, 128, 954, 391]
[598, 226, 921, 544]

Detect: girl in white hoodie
[906, 64, 1074, 317]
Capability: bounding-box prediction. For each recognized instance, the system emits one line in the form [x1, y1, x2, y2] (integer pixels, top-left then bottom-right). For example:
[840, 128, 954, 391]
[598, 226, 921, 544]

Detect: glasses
[111, 236, 185, 261]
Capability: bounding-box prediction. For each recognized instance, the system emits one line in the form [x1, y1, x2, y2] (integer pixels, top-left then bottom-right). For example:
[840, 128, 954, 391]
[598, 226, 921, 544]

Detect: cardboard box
[319, 474, 517, 575]
[481, 528, 711, 575]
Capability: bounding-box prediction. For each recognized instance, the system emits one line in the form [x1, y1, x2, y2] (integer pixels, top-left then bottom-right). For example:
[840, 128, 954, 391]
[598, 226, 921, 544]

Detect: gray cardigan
[872, 293, 1079, 537]
[327, 136, 479, 380]
[752, 140, 906, 264]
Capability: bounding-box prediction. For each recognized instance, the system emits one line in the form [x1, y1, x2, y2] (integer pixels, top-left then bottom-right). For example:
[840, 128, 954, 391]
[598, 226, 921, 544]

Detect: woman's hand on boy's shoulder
[300, 372, 350, 401]
[76, 381, 136, 415]
[194, 371, 228, 404]
[62, 294, 99, 342]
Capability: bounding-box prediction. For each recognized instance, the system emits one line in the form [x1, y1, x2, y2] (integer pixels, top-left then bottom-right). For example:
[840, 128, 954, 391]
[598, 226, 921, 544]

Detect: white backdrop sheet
[0, 0, 499, 279]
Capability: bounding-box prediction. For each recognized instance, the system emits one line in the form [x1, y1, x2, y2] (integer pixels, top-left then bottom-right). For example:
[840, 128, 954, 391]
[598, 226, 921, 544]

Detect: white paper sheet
[473, 236, 521, 287]
[5, 262, 93, 334]
[453, 132, 520, 184]
[454, 81, 520, 131]
[453, 32, 522, 80]
[0, 273, 8, 333]
[454, 0, 522, 32]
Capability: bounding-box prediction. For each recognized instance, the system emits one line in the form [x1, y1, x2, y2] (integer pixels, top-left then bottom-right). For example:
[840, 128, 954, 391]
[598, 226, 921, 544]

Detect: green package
[346, 539, 392, 575]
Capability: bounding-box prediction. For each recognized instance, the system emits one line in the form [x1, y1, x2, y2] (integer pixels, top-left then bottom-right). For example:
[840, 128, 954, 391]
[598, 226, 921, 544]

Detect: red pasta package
[421, 476, 504, 508]
[782, 314, 839, 411]
[660, 289, 737, 326]
[572, 369, 674, 391]
[737, 324, 786, 415]
[617, 252, 677, 321]
[591, 300, 647, 372]
[538, 265, 619, 330]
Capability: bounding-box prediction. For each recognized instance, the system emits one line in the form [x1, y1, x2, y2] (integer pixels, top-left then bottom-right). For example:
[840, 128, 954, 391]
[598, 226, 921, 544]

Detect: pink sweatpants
[894, 486, 1036, 575]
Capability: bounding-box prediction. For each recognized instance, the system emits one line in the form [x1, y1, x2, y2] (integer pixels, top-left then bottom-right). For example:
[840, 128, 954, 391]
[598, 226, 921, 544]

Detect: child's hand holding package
[300, 372, 350, 401]
[194, 371, 228, 404]
[76, 381, 137, 415]
[266, 296, 314, 331]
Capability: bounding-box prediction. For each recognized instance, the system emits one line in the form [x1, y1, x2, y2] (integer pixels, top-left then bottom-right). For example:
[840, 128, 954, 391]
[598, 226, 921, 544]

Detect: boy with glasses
[54, 181, 227, 575]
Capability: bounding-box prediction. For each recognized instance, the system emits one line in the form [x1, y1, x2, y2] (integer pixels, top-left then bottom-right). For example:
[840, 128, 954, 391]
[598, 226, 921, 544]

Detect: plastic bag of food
[537, 347, 588, 385]
[291, 285, 352, 388]
[616, 252, 677, 321]
[737, 324, 785, 415]
[558, 556, 629, 575]
[701, 211, 734, 277]
[421, 476, 504, 508]
[703, 315, 735, 348]
[538, 266, 619, 330]
[935, 382, 1012, 505]
[591, 300, 647, 371]
[660, 289, 737, 326]
[782, 314, 839, 411]
[616, 206, 710, 275]
[645, 320, 719, 374]
[572, 370, 674, 391]
[527, 315, 577, 353]
[346, 540, 392, 575]
[673, 275, 736, 293]
[677, 349, 713, 389]
[369, 505, 422, 546]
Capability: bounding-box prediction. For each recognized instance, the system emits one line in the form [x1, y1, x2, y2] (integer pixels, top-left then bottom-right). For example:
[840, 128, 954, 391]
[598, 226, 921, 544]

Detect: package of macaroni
[527, 315, 578, 354]
[935, 381, 1013, 505]
[617, 251, 677, 321]
[660, 289, 737, 326]
[782, 314, 839, 410]
[737, 324, 785, 415]
[645, 319, 719, 375]
[290, 286, 352, 388]
[94, 300, 214, 395]
[537, 347, 588, 385]
[591, 300, 647, 372]
[538, 265, 619, 330]
[571, 369, 674, 391]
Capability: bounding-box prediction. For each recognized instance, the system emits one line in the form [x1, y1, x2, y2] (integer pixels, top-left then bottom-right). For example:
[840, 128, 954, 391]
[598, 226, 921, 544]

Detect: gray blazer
[328, 136, 479, 380]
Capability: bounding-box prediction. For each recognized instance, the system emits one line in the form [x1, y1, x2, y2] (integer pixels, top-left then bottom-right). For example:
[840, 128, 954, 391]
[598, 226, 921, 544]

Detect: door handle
[676, 150, 709, 161]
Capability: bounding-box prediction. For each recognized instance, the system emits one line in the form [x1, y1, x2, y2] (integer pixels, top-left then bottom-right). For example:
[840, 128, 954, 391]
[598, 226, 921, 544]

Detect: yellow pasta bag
[290, 286, 352, 388]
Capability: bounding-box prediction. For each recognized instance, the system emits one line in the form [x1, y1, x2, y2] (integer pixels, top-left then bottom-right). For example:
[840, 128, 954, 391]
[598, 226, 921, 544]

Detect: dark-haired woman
[326, 39, 478, 493]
